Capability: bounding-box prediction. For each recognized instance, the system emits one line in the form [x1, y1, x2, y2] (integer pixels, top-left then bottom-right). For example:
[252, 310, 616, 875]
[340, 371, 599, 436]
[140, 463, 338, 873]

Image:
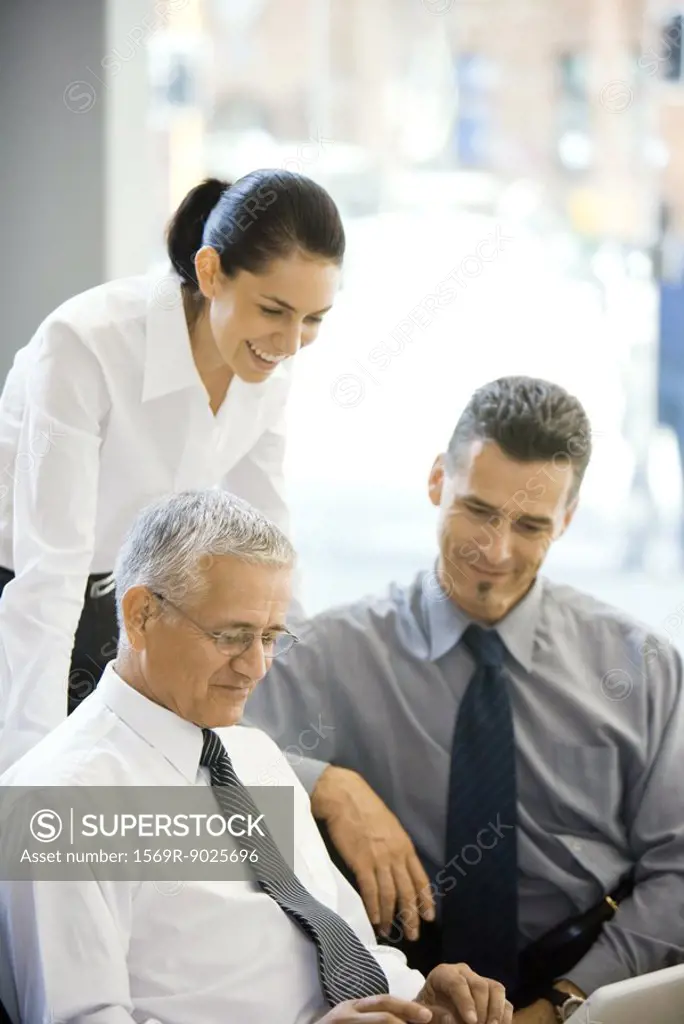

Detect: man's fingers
[393, 863, 421, 941]
[421, 1012, 456, 1024]
[407, 854, 435, 921]
[467, 974, 492, 1024]
[433, 970, 477, 1024]
[376, 863, 398, 935]
[350, 1015, 424, 1024]
[353, 994, 432, 1021]
[481, 980, 507, 1024]
[356, 868, 382, 929]
[457, 971, 508, 1024]
[501, 999, 513, 1024]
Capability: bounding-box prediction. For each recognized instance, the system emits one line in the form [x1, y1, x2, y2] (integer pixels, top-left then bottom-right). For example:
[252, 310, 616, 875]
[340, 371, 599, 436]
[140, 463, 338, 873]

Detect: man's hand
[416, 963, 513, 1024]
[312, 765, 435, 939]
[316, 994, 433, 1022]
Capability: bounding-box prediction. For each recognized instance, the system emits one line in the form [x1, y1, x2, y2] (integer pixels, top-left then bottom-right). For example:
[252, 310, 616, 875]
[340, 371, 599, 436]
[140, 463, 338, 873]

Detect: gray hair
[113, 489, 296, 637]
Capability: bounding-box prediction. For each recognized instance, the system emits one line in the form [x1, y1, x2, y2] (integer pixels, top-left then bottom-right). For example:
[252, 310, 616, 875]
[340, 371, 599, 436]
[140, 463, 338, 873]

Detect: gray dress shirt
[244, 571, 684, 995]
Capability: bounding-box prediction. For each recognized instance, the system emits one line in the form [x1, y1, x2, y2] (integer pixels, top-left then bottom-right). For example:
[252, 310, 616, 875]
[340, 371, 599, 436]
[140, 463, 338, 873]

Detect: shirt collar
[423, 575, 470, 661]
[417, 569, 543, 672]
[495, 576, 543, 673]
[142, 264, 201, 403]
[94, 663, 204, 783]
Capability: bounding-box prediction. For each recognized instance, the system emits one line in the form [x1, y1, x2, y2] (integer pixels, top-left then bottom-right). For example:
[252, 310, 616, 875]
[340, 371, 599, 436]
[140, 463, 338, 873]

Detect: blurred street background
[2, 0, 684, 648]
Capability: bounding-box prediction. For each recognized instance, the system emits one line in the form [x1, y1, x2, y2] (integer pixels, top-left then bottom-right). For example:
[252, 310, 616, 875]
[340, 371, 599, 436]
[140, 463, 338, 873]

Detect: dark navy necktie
[200, 728, 389, 1007]
[441, 625, 519, 991]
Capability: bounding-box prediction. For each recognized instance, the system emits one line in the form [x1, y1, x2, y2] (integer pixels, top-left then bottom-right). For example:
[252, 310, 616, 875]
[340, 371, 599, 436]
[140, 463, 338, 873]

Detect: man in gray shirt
[245, 375, 684, 1023]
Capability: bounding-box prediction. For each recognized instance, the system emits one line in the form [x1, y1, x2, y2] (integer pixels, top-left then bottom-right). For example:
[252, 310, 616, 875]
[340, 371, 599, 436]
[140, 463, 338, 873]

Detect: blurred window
[142, 0, 683, 632]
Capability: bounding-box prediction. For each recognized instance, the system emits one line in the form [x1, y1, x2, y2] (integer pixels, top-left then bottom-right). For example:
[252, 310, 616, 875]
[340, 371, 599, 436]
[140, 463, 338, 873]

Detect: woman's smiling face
[195, 247, 341, 382]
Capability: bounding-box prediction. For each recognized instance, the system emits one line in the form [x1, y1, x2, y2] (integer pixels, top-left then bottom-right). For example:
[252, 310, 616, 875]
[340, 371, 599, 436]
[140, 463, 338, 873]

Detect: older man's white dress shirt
[0, 665, 423, 1024]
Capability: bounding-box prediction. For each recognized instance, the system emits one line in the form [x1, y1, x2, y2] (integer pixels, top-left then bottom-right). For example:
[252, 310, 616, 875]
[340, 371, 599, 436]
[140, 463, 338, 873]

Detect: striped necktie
[441, 625, 519, 991]
[200, 728, 389, 1006]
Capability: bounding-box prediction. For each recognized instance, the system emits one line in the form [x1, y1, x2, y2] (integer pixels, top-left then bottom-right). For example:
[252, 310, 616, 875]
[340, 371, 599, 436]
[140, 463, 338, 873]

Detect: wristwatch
[543, 987, 586, 1021]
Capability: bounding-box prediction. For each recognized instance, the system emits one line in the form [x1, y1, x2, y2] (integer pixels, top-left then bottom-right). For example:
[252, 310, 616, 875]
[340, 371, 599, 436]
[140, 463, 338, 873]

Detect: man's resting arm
[565, 642, 684, 994]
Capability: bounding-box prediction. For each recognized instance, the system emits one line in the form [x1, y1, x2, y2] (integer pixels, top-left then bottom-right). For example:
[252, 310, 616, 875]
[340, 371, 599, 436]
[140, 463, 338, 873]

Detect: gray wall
[0, 0, 106, 380]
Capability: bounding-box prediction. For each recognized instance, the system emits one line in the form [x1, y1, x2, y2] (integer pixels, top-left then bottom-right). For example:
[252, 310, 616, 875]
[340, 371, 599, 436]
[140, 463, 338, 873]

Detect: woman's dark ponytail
[166, 169, 344, 294]
[166, 178, 230, 286]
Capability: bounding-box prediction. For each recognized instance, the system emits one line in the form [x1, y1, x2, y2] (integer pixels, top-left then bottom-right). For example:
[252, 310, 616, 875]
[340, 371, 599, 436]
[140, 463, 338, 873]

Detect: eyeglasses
[151, 592, 299, 660]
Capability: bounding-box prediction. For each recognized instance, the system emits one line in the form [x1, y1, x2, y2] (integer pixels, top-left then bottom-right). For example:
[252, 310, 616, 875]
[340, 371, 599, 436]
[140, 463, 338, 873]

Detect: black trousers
[0, 567, 118, 713]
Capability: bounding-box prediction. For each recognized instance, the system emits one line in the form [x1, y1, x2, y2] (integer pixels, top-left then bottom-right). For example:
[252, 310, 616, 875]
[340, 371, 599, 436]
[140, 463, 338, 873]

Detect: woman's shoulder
[42, 271, 153, 339]
[14, 270, 165, 374]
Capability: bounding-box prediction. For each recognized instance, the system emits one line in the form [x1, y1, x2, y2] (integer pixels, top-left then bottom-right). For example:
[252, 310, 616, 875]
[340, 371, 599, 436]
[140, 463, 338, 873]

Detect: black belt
[0, 567, 118, 714]
[87, 570, 116, 599]
[0, 568, 115, 602]
[70, 571, 119, 710]
[514, 873, 635, 1005]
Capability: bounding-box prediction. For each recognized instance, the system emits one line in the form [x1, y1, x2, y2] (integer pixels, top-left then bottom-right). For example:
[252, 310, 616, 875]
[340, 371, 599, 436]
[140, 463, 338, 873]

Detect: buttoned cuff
[561, 941, 631, 996]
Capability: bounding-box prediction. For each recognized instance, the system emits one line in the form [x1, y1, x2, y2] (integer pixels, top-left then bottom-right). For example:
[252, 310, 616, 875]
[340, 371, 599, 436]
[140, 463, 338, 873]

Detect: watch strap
[541, 987, 585, 1021]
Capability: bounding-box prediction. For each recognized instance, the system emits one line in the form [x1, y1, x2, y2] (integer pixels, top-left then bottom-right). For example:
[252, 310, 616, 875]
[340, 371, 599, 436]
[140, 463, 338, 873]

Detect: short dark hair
[446, 376, 592, 498]
[166, 169, 345, 291]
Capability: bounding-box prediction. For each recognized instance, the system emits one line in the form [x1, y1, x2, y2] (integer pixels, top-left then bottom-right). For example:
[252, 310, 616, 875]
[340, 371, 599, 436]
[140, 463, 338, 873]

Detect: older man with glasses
[0, 489, 510, 1024]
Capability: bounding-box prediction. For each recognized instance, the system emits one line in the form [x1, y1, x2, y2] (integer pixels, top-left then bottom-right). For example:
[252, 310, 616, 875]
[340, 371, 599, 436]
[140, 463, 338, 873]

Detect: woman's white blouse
[0, 265, 296, 771]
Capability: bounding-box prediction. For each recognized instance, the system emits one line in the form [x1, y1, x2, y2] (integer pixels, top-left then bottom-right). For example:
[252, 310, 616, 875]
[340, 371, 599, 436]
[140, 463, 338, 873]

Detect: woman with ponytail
[0, 170, 344, 770]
